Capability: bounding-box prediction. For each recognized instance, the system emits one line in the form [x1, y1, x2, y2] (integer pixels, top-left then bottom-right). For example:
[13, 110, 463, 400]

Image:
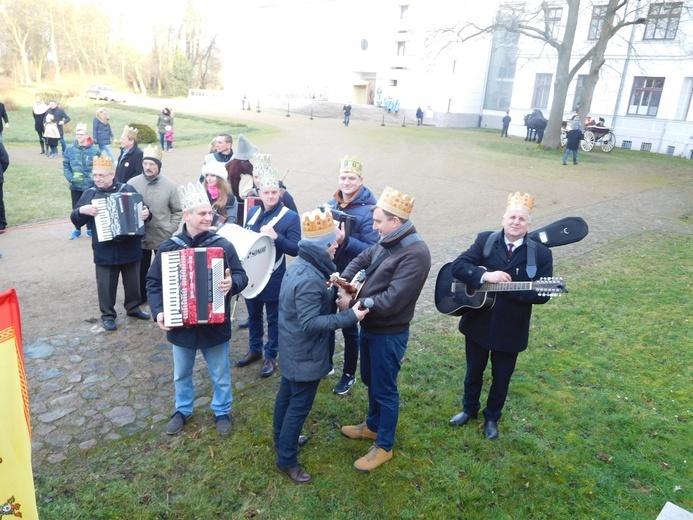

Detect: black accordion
[93, 192, 145, 242]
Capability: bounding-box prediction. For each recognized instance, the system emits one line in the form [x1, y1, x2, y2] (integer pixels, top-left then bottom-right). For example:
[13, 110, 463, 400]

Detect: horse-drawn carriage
[561, 119, 616, 153]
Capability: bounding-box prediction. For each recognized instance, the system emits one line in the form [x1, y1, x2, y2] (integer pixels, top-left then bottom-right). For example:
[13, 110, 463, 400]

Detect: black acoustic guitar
[434, 263, 567, 316]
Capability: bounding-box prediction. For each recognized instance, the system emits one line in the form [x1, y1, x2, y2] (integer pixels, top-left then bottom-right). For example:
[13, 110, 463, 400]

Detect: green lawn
[34, 232, 692, 519]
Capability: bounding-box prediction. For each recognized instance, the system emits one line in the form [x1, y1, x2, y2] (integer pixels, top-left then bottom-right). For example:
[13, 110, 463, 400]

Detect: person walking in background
[44, 100, 71, 154]
[63, 123, 97, 240]
[146, 182, 248, 437]
[448, 192, 553, 441]
[343, 103, 352, 126]
[501, 111, 511, 137]
[32, 99, 49, 155]
[562, 121, 584, 166]
[326, 156, 379, 395]
[0, 100, 10, 142]
[338, 186, 431, 473]
[127, 144, 183, 302]
[273, 208, 369, 484]
[416, 107, 423, 126]
[0, 140, 9, 234]
[115, 126, 144, 183]
[93, 107, 115, 161]
[164, 125, 174, 152]
[156, 108, 173, 150]
[43, 114, 61, 158]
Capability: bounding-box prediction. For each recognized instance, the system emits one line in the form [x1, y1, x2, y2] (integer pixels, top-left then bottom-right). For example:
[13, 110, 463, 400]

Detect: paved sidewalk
[24, 179, 692, 467]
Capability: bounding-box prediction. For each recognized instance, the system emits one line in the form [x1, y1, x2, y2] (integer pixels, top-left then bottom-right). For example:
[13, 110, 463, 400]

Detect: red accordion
[161, 247, 226, 327]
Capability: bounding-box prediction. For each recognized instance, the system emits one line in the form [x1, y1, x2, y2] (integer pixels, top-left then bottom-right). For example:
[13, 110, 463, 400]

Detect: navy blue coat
[245, 202, 300, 301]
[115, 145, 144, 183]
[451, 231, 553, 353]
[328, 185, 379, 272]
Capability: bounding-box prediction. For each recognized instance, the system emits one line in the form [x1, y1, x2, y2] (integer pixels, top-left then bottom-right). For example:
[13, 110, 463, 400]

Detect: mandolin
[327, 270, 366, 299]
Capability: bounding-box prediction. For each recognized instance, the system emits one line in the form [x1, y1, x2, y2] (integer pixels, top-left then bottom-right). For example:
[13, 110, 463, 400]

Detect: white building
[221, 0, 693, 158]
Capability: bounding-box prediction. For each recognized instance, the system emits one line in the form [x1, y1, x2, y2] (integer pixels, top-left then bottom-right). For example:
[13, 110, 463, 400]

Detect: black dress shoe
[103, 319, 117, 331]
[298, 435, 309, 448]
[484, 420, 499, 440]
[127, 310, 151, 320]
[276, 463, 311, 484]
[236, 351, 262, 367]
[450, 411, 477, 426]
[237, 319, 249, 329]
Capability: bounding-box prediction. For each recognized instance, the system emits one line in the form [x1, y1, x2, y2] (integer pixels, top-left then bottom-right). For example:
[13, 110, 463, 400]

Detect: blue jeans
[273, 376, 320, 467]
[172, 342, 232, 417]
[246, 298, 279, 359]
[562, 148, 578, 164]
[360, 329, 409, 451]
[159, 132, 165, 150]
[59, 134, 67, 152]
[462, 339, 518, 422]
[98, 144, 115, 162]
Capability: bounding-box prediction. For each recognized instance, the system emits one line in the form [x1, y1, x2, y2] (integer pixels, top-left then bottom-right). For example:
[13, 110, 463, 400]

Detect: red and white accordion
[93, 192, 145, 242]
[161, 247, 226, 327]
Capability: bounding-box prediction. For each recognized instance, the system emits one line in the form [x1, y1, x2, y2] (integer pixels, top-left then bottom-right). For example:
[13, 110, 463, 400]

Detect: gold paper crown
[506, 192, 535, 213]
[251, 153, 271, 168]
[302, 208, 336, 238]
[75, 122, 88, 134]
[92, 155, 115, 174]
[377, 186, 415, 219]
[179, 182, 210, 212]
[121, 125, 139, 140]
[256, 166, 280, 190]
[339, 156, 363, 177]
[142, 144, 163, 161]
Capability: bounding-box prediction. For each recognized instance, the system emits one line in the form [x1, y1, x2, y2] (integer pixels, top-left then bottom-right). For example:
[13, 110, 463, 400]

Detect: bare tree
[0, 0, 36, 85]
[429, 0, 646, 149]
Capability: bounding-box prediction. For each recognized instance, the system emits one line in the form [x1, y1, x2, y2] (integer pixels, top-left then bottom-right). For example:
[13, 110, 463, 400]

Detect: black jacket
[146, 227, 248, 349]
[70, 181, 145, 266]
[116, 145, 144, 183]
[451, 231, 553, 353]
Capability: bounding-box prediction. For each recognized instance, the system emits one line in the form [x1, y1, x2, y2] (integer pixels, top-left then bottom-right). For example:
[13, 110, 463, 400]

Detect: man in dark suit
[115, 126, 144, 183]
[0, 140, 9, 233]
[449, 192, 553, 440]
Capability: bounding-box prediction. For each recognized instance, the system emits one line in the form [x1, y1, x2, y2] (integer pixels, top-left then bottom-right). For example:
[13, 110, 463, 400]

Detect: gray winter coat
[278, 243, 359, 382]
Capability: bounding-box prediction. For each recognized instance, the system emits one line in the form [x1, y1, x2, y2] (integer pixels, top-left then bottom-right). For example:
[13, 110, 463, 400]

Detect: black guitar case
[526, 216, 589, 247]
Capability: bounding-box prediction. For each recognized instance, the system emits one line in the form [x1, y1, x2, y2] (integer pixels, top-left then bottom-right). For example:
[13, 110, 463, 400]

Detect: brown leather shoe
[353, 444, 393, 473]
[260, 359, 275, 377]
[235, 351, 262, 367]
[276, 463, 311, 484]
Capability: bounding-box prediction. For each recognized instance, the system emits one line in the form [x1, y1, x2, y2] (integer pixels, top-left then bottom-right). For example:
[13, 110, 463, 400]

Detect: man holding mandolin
[337, 186, 431, 473]
[448, 192, 553, 440]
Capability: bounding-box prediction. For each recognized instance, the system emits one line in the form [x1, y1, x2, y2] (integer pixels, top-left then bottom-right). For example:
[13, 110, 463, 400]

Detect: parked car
[86, 85, 126, 102]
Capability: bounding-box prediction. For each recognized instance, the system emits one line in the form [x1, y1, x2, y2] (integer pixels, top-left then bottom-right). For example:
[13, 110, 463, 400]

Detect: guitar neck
[476, 281, 535, 293]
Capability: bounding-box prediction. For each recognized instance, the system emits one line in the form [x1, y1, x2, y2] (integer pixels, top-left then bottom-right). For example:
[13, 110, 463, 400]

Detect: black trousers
[95, 261, 142, 321]
[0, 182, 6, 229]
[462, 338, 518, 422]
[139, 249, 155, 303]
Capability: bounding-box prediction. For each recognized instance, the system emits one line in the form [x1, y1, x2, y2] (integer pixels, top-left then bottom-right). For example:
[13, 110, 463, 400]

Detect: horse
[523, 109, 548, 143]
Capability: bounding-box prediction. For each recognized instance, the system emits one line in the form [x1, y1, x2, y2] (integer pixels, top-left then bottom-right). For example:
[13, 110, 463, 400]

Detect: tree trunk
[542, 0, 580, 149]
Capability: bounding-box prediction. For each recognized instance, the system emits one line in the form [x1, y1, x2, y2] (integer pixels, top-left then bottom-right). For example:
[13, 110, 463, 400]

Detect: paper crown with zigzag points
[377, 186, 415, 219]
[339, 155, 363, 177]
[179, 182, 210, 212]
[506, 192, 535, 213]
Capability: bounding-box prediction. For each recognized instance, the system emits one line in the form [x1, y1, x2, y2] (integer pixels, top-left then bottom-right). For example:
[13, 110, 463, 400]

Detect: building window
[588, 5, 608, 40]
[641, 142, 653, 152]
[622, 140, 632, 150]
[532, 73, 552, 108]
[644, 3, 682, 40]
[400, 5, 409, 19]
[628, 77, 665, 116]
[397, 41, 406, 56]
[573, 75, 588, 111]
[547, 7, 563, 39]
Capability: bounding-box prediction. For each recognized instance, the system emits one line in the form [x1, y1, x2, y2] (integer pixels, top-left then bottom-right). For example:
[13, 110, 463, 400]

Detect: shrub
[129, 123, 157, 144]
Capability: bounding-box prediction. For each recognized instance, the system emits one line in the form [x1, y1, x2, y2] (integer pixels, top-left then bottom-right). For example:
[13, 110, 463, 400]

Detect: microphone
[362, 298, 374, 309]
